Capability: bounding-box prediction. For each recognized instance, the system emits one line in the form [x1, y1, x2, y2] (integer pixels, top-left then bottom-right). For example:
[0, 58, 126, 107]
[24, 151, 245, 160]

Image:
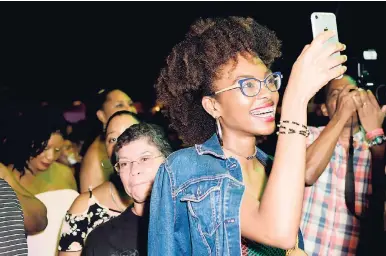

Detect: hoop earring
[215, 117, 223, 145]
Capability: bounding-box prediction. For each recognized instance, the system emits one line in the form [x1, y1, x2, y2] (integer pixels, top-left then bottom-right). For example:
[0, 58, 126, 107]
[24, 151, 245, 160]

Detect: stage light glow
[363, 49, 377, 60]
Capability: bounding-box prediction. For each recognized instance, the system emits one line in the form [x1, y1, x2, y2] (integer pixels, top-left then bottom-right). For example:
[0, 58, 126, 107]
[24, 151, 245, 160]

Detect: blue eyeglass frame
[214, 71, 283, 97]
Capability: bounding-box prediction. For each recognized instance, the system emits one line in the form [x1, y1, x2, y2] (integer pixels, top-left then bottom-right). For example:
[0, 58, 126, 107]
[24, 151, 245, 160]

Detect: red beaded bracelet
[366, 128, 384, 140]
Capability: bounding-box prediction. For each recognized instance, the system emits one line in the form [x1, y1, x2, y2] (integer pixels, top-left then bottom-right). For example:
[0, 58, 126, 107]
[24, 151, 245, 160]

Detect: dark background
[0, 1, 385, 111]
[0, 2, 384, 252]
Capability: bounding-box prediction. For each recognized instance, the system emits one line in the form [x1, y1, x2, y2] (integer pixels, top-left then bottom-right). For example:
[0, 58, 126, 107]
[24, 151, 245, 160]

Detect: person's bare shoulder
[92, 181, 110, 194]
[81, 137, 103, 169]
[79, 137, 105, 192]
[0, 162, 9, 179]
[84, 136, 104, 159]
[90, 181, 112, 204]
[67, 191, 92, 214]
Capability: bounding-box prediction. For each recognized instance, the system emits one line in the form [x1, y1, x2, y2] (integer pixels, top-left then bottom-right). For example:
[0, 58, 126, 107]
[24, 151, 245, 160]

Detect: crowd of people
[0, 16, 385, 256]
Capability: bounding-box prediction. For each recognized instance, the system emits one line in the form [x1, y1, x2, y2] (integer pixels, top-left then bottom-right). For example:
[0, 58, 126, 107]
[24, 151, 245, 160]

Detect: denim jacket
[148, 134, 302, 255]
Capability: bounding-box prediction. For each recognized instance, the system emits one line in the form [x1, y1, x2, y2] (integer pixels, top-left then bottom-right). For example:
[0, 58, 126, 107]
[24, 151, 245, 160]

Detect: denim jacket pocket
[181, 179, 223, 236]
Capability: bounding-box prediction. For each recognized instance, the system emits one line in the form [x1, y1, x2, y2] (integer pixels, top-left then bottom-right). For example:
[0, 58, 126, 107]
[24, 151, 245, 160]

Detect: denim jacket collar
[195, 134, 272, 167]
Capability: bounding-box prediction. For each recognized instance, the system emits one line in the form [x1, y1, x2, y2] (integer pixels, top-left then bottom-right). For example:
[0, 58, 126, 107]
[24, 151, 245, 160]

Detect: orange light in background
[73, 100, 82, 106]
[151, 104, 162, 114]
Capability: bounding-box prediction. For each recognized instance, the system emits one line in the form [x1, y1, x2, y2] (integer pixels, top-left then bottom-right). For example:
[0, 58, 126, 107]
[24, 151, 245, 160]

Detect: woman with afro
[149, 17, 347, 255]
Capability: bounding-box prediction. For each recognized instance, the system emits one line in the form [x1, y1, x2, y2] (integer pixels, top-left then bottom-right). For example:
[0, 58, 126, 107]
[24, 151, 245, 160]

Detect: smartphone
[311, 12, 342, 78]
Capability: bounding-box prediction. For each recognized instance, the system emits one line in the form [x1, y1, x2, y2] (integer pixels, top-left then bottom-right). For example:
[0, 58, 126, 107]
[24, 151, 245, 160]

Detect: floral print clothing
[58, 190, 121, 252]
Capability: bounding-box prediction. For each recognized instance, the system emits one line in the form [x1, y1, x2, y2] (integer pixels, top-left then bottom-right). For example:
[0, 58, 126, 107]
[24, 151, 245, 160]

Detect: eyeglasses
[114, 155, 163, 174]
[214, 72, 282, 97]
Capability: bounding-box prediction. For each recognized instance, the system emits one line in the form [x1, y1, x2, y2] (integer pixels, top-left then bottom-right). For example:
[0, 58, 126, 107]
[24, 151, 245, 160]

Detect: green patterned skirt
[241, 237, 286, 256]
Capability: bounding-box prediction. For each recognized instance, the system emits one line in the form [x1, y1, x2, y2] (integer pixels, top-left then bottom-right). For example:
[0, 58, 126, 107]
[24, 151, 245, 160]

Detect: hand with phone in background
[311, 12, 346, 79]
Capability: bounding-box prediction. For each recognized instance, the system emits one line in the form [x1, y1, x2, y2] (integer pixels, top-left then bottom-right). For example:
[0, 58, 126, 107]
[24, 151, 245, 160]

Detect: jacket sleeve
[148, 162, 176, 255]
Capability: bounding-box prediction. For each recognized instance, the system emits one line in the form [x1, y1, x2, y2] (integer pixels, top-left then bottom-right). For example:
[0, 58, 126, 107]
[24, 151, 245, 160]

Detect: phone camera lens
[315, 15, 318, 19]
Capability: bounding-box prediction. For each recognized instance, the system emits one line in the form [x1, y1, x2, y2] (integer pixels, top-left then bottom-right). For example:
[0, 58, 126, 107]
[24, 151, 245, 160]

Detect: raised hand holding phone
[286, 30, 347, 103]
[311, 12, 345, 79]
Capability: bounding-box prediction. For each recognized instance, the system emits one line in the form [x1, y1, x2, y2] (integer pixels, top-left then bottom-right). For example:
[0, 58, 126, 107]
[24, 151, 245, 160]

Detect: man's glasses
[114, 155, 163, 174]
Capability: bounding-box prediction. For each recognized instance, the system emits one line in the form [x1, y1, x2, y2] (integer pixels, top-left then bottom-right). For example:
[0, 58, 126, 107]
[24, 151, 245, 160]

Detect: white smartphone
[311, 12, 340, 51]
[311, 12, 342, 78]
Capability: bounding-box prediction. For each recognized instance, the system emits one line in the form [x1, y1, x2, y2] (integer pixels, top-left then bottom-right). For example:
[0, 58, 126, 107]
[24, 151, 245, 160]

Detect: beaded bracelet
[276, 120, 310, 137]
[368, 135, 386, 147]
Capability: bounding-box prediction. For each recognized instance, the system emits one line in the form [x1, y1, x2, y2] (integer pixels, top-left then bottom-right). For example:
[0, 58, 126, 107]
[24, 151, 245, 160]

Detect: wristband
[368, 135, 386, 147]
[366, 128, 384, 140]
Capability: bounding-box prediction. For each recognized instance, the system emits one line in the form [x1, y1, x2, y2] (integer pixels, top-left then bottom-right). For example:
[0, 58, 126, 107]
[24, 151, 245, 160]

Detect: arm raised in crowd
[240, 31, 347, 249]
[305, 83, 359, 185]
[358, 88, 386, 254]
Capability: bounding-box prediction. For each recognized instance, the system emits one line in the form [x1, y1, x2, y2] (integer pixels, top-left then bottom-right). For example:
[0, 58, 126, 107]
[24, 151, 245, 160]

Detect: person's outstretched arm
[240, 31, 347, 249]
